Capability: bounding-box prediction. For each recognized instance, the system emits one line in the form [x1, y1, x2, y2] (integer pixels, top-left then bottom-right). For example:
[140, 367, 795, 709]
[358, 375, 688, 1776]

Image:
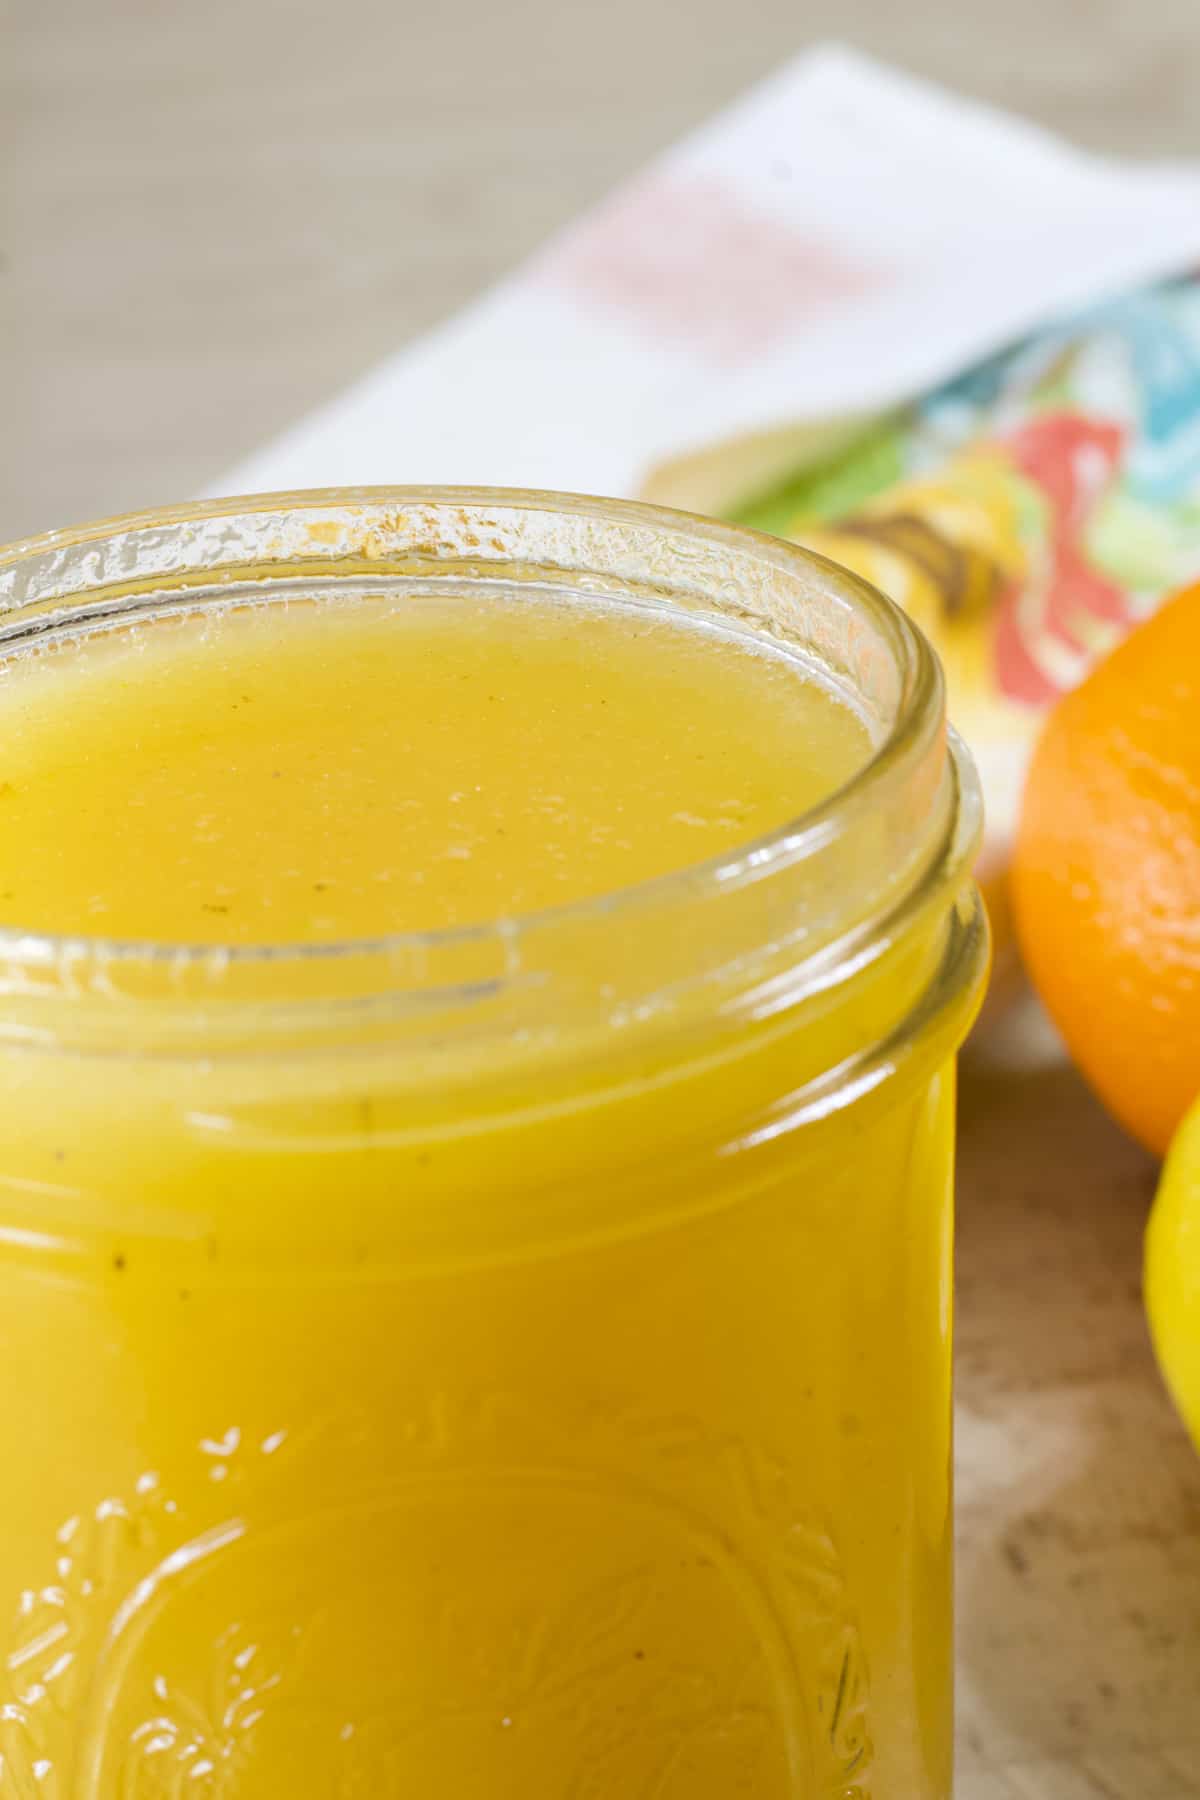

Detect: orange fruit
[1011, 581, 1200, 1158]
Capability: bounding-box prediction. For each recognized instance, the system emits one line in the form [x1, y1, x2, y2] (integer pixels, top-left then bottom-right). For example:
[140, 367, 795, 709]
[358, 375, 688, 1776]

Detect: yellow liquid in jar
[0, 589, 956, 1799]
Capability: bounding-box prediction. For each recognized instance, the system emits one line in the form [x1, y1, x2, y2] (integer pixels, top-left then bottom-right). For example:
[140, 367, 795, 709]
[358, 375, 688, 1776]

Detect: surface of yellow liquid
[0, 589, 956, 1799]
[0, 592, 867, 942]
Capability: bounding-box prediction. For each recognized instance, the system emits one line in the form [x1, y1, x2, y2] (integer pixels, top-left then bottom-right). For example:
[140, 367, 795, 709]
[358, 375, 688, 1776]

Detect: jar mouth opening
[0, 487, 977, 1044]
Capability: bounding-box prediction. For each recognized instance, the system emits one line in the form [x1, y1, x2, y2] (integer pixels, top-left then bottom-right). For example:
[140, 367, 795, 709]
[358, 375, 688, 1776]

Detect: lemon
[1146, 1095, 1200, 1448]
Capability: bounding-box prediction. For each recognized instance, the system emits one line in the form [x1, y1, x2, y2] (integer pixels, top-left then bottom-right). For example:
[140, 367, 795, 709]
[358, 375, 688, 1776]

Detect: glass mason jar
[0, 491, 987, 1800]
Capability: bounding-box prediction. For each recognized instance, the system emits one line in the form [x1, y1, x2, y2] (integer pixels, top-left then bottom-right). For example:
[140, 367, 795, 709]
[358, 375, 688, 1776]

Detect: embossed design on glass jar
[1, 1400, 872, 1799]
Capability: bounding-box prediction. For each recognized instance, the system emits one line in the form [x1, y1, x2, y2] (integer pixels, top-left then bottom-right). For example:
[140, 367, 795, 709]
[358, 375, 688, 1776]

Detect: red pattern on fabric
[994, 414, 1132, 705]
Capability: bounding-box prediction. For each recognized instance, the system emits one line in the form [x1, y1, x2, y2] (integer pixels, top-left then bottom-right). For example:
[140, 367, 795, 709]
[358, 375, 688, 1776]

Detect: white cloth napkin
[212, 45, 1200, 510]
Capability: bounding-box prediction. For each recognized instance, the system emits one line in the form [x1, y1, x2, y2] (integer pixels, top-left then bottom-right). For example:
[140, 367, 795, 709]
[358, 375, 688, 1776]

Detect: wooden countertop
[957, 1004, 1200, 1794]
[6, 2, 1200, 1790]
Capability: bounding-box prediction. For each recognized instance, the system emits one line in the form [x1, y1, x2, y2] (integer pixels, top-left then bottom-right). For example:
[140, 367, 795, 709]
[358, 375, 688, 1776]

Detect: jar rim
[0, 486, 984, 1055]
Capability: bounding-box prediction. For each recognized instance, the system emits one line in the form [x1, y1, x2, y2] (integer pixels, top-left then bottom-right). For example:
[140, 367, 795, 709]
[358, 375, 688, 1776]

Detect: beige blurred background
[6, 4, 1200, 1795]
[6, 0, 1200, 543]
